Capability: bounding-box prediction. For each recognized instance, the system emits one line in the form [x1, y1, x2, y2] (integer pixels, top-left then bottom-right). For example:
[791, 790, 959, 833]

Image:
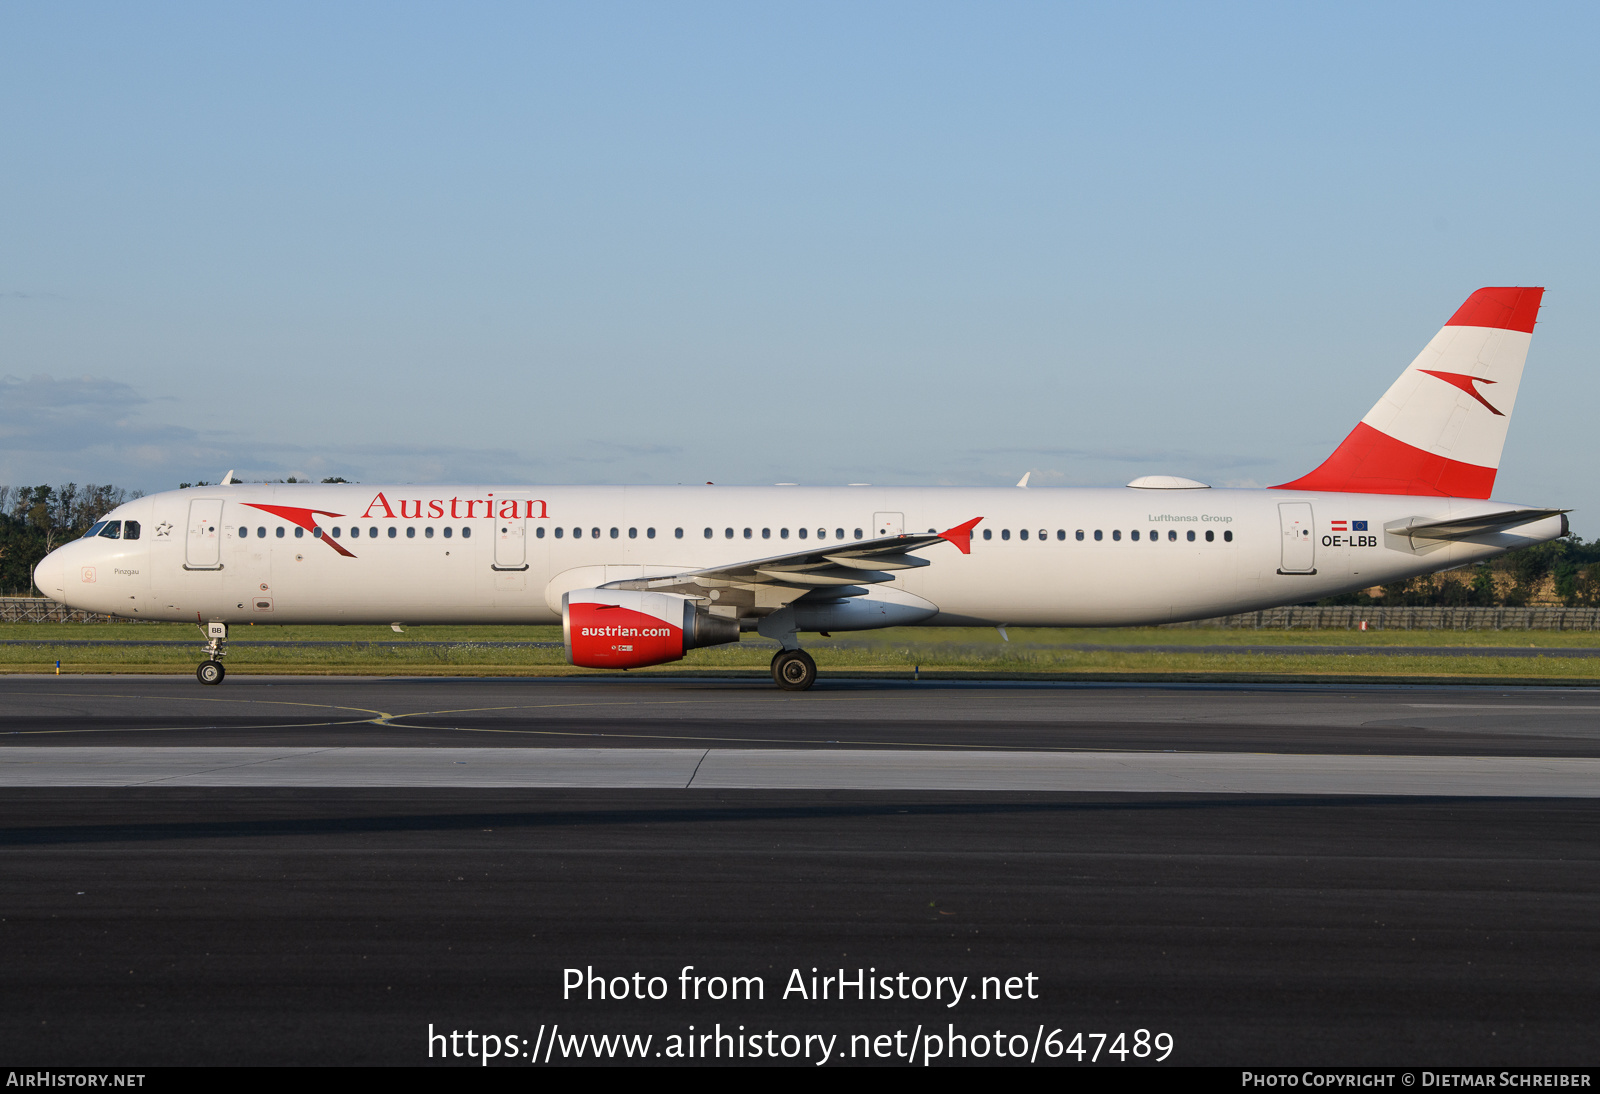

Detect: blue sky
[3, 3, 1597, 527]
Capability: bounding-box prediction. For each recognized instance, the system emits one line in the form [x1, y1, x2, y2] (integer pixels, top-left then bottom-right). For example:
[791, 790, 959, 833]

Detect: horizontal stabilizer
[1398, 508, 1569, 542]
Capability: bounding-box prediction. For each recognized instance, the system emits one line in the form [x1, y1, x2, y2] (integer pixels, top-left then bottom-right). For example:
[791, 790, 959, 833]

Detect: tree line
[0, 483, 141, 594]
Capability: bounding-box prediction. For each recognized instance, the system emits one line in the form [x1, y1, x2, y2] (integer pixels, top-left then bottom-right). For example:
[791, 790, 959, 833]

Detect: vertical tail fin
[1275, 286, 1543, 498]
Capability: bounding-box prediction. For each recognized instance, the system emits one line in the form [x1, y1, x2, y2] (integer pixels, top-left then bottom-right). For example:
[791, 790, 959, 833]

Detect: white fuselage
[35, 483, 1564, 629]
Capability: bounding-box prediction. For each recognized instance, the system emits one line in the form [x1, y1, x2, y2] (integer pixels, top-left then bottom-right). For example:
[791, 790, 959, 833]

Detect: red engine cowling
[563, 589, 739, 669]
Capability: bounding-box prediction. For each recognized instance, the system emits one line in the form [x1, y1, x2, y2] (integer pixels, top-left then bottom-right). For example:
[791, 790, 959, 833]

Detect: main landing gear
[771, 648, 817, 691]
[197, 622, 227, 685]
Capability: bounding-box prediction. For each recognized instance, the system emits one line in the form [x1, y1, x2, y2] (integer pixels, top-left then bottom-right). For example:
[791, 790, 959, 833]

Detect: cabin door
[1277, 502, 1316, 574]
[185, 499, 224, 570]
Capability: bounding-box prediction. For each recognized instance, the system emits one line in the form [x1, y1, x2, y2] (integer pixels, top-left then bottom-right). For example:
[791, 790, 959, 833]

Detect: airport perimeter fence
[0, 597, 118, 623]
[1168, 605, 1600, 630]
[4, 596, 1600, 631]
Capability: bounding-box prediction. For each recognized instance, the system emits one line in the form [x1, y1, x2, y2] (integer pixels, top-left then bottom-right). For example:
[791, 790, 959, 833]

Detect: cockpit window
[82, 521, 106, 539]
[123, 521, 140, 540]
[97, 521, 122, 539]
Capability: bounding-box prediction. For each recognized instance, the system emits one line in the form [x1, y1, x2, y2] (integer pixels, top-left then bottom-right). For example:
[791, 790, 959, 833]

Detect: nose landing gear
[197, 622, 227, 685]
[771, 648, 817, 691]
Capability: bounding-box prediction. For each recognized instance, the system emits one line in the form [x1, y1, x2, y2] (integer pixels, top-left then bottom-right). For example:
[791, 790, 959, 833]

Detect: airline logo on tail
[1417, 370, 1504, 416]
[1275, 286, 1542, 499]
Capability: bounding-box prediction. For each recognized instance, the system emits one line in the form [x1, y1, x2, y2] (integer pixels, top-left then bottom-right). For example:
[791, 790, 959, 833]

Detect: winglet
[938, 517, 983, 554]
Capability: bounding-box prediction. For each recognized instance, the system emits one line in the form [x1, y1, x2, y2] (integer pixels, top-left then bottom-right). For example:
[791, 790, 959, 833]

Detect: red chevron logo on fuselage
[240, 503, 356, 557]
[1419, 369, 1504, 416]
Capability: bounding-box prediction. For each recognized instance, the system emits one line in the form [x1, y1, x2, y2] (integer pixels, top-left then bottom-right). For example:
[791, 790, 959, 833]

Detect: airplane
[33, 286, 1567, 690]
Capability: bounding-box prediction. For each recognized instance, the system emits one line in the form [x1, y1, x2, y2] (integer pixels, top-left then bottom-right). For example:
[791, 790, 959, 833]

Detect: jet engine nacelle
[562, 588, 740, 669]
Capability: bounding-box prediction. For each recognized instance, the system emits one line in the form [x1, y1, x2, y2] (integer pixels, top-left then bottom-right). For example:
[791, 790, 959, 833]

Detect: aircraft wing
[1397, 508, 1570, 542]
[599, 517, 982, 610]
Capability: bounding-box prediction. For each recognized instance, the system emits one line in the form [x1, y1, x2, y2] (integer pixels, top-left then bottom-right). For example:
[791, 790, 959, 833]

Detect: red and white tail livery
[1277, 287, 1542, 497]
[35, 286, 1571, 690]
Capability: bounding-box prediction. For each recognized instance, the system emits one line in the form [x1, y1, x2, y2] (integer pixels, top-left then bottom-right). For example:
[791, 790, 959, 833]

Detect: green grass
[4, 622, 1600, 682]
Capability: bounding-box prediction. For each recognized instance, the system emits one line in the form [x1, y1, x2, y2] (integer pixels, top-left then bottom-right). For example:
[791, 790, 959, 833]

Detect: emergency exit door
[1277, 502, 1316, 574]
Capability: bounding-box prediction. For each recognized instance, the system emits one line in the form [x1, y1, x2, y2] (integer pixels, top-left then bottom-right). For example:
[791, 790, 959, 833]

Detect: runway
[3, 674, 1598, 1066]
[7, 745, 1600, 796]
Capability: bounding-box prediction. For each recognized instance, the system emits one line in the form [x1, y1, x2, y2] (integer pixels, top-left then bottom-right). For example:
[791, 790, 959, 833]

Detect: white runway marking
[1, 746, 1598, 795]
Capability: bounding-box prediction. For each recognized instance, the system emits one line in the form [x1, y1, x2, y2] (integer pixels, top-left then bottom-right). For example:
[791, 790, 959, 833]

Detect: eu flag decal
[1352, 520, 1368, 531]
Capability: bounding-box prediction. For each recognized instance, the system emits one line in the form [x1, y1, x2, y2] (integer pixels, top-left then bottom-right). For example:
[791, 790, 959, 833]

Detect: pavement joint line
[685, 749, 711, 788]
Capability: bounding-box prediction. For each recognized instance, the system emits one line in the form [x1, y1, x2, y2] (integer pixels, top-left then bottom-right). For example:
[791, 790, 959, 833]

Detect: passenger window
[703, 528, 711, 538]
[1112, 530, 1121, 541]
[349, 527, 359, 538]
[797, 528, 807, 540]
[1094, 530, 1103, 541]
[409, 527, 418, 539]
[725, 528, 734, 539]
[780, 528, 789, 539]
[628, 528, 637, 539]
[611, 528, 620, 539]
[573, 527, 582, 538]
[1001, 529, 1010, 541]
[835, 529, 844, 539]
[1205, 530, 1214, 542]
[462, 527, 471, 538]
[1186, 530, 1195, 542]
[370, 526, 378, 538]
[554, 527, 563, 539]
[274, 526, 284, 539]
[1167, 529, 1176, 542]
[254, 526, 264, 538]
[854, 528, 863, 540]
[1040, 530, 1048, 541]
[295, 527, 304, 538]
[1131, 530, 1140, 541]
[983, 529, 992, 540]
[426, 527, 434, 539]
[443, 527, 453, 539]
[1224, 530, 1233, 542]
[1075, 530, 1084, 541]
[331, 527, 342, 538]
[1019, 529, 1028, 541]
[591, 527, 600, 539]
[388, 527, 397, 538]
[744, 528, 753, 539]
[762, 528, 770, 539]
[314, 527, 324, 538]
[1150, 532, 1158, 544]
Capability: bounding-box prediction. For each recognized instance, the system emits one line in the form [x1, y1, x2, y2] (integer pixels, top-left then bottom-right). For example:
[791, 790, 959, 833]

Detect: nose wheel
[196, 622, 228, 685]
[771, 648, 817, 691]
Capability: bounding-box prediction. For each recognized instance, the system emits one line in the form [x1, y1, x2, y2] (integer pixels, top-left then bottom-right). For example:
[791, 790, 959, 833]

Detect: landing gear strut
[771, 648, 817, 691]
[197, 622, 227, 685]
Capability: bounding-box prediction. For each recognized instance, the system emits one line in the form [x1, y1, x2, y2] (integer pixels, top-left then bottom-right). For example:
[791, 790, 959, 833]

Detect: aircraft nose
[33, 550, 66, 599]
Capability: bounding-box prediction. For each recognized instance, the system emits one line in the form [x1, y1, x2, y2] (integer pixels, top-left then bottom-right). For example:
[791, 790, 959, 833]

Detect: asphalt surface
[8, 638, 1600, 657]
[5, 674, 1600, 756]
[2, 675, 1599, 1066]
